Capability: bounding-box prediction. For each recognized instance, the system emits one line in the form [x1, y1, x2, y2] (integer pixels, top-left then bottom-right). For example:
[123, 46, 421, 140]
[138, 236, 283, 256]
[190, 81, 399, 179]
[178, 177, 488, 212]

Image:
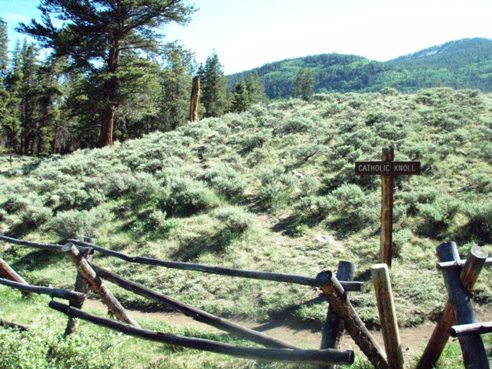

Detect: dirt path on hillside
[85, 299, 492, 361]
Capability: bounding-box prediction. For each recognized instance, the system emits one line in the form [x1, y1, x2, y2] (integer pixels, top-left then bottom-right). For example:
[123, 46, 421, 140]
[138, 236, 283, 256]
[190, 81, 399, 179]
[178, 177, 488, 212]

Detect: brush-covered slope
[1, 88, 491, 329]
[230, 38, 492, 97]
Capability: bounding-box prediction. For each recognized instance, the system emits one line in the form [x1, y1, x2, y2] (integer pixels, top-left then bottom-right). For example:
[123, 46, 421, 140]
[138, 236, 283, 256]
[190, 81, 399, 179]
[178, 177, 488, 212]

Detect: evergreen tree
[34, 57, 64, 155]
[200, 52, 227, 117]
[230, 81, 250, 113]
[245, 73, 267, 105]
[292, 68, 315, 101]
[18, 41, 40, 154]
[0, 18, 9, 151]
[159, 42, 195, 130]
[0, 18, 8, 76]
[2, 41, 23, 153]
[19, 0, 194, 147]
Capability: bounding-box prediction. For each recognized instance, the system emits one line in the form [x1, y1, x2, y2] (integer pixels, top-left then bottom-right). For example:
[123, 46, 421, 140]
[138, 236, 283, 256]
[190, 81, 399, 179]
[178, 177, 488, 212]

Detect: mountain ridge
[229, 38, 492, 97]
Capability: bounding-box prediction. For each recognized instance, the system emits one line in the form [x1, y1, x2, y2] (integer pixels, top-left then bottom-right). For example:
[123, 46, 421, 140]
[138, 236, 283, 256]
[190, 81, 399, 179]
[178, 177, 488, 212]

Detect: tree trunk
[99, 44, 119, 147]
[189, 76, 200, 122]
[99, 102, 116, 147]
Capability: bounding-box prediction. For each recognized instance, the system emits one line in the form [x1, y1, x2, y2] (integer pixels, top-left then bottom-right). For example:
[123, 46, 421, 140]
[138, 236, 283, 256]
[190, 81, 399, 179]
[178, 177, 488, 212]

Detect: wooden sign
[355, 147, 421, 267]
[355, 161, 421, 176]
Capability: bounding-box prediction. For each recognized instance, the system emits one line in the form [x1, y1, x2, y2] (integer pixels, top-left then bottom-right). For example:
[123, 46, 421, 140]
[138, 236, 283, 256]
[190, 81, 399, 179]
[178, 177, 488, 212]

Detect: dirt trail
[84, 299, 492, 360]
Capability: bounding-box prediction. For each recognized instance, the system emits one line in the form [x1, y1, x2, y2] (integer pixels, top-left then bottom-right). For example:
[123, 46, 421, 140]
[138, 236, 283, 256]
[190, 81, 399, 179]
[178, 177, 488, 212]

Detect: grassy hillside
[229, 38, 492, 97]
[0, 88, 491, 367]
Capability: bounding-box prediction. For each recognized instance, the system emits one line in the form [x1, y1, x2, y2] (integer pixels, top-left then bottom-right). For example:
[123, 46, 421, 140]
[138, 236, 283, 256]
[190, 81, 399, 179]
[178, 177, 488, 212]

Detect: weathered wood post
[355, 147, 421, 267]
[320, 261, 354, 369]
[437, 242, 489, 369]
[372, 264, 404, 369]
[0, 257, 29, 286]
[189, 76, 200, 122]
[416, 244, 488, 369]
[380, 146, 394, 266]
[0, 257, 30, 296]
[316, 270, 389, 369]
[64, 243, 140, 328]
[64, 237, 94, 335]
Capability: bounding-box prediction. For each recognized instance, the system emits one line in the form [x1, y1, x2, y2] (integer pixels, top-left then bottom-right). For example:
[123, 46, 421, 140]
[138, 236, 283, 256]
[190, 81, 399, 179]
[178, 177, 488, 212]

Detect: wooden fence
[1, 233, 490, 368]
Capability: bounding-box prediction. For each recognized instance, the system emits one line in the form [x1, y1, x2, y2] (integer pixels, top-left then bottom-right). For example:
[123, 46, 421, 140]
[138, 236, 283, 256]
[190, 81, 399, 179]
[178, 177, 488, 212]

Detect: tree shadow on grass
[11, 249, 65, 272]
[252, 295, 325, 332]
[171, 229, 239, 262]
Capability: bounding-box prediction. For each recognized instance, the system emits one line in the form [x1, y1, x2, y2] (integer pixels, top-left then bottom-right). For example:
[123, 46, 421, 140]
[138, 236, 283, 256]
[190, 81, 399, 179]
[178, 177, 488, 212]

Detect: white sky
[1, 0, 491, 74]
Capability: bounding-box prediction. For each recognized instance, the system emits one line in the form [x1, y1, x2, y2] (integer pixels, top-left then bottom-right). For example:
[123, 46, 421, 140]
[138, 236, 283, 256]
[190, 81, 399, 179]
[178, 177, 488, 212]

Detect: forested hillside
[229, 38, 492, 98]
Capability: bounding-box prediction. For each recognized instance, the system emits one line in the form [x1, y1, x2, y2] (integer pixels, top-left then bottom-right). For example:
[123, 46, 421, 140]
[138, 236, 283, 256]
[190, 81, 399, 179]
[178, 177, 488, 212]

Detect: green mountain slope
[0, 88, 491, 336]
[230, 38, 492, 97]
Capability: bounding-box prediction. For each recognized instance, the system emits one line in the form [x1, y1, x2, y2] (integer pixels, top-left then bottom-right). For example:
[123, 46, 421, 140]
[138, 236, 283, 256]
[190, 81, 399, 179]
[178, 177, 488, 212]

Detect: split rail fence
[0, 233, 491, 368]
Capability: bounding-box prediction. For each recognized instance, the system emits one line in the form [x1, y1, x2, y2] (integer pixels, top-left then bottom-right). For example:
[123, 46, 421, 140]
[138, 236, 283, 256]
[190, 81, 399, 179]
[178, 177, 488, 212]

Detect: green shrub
[162, 177, 220, 216]
[276, 116, 313, 135]
[201, 165, 246, 200]
[21, 205, 53, 228]
[295, 195, 335, 220]
[132, 209, 178, 238]
[240, 129, 271, 152]
[107, 172, 138, 197]
[214, 206, 256, 234]
[416, 197, 461, 238]
[467, 172, 492, 192]
[53, 207, 113, 239]
[326, 184, 378, 230]
[393, 229, 413, 258]
[257, 166, 297, 210]
[397, 187, 439, 215]
[463, 202, 492, 243]
[2, 194, 33, 213]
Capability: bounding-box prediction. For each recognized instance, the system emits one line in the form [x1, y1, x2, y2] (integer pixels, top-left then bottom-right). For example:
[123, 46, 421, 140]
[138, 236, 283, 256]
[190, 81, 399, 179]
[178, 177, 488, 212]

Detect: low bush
[463, 202, 492, 243]
[214, 206, 256, 234]
[53, 207, 114, 239]
[162, 177, 220, 216]
[416, 197, 461, 238]
[201, 165, 246, 200]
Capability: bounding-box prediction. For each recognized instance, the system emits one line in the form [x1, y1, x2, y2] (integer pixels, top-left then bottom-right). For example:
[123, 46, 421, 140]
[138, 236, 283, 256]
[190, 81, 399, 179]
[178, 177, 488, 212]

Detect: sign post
[355, 146, 420, 267]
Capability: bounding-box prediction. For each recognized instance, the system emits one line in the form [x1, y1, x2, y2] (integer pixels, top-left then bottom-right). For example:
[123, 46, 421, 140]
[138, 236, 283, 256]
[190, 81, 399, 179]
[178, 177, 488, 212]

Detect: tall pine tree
[19, 0, 194, 147]
[200, 52, 227, 118]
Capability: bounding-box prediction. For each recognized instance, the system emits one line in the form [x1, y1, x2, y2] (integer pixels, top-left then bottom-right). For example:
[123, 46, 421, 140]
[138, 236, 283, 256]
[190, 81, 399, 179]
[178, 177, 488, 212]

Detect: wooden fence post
[416, 244, 488, 369]
[320, 261, 354, 369]
[438, 242, 489, 369]
[64, 237, 94, 335]
[0, 257, 29, 285]
[372, 264, 404, 369]
[64, 243, 140, 328]
[0, 257, 30, 296]
[380, 146, 394, 267]
[316, 271, 389, 369]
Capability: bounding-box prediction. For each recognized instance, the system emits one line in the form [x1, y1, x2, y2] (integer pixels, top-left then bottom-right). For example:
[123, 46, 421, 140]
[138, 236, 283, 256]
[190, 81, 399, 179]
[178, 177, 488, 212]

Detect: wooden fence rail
[90, 262, 297, 349]
[49, 301, 355, 365]
[68, 239, 363, 291]
[450, 321, 492, 337]
[0, 276, 85, 304]
[0, 233, 91, 253]
[0, 235, 363, 290]
[0, 234, 381, 367]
